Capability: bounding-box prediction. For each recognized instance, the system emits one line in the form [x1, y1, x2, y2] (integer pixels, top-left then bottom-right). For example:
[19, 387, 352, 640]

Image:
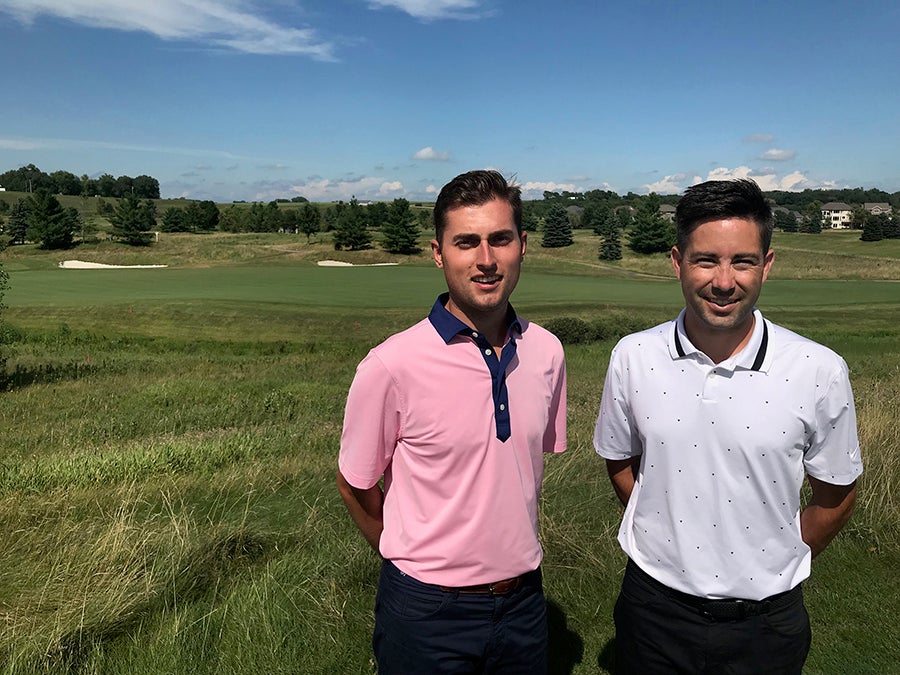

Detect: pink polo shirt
[339, 299, 566, 586]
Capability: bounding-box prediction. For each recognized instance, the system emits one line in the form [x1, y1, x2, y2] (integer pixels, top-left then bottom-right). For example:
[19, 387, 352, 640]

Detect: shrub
[542, 317, 597, 344]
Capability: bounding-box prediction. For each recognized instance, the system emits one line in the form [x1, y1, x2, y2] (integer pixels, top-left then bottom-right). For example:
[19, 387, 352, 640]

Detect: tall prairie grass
[0, 233, 898, 673]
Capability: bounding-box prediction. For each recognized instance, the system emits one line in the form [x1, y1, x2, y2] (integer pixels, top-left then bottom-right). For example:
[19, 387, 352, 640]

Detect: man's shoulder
[365, 317, 436, 363]
[765, 319, 846, 365]
[612, 319, 675, 353]
[518, 318, 564, 353]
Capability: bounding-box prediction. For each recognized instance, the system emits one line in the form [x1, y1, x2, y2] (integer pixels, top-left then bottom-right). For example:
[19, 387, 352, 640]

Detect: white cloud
[643, 173, 688, 194]
[698, 166, 836, 192]
[0, 137, 39, 150]
[425, 184, 438, 194]
[412, 146, 450, 161]
[0, 0, 336, 59]
[379, 181, 404, 193]
[744, 134, 775, 143]
[520, 180, 577, 200]
[367, 0, 486, 21]
[760, 148, 796, 162]
[286, 175, 390, 201]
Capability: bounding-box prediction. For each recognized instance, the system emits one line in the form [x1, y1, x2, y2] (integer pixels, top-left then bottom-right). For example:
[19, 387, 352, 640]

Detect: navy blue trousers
[373, 560, 547, 674]
[614, 560, 811, 674]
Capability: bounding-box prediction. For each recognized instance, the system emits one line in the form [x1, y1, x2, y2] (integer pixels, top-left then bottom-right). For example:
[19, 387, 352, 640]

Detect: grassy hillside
[0, 231, 898, 673]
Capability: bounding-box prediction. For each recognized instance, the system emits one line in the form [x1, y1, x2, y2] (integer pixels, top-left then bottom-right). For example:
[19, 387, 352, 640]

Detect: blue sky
[1, 0, 898, 202]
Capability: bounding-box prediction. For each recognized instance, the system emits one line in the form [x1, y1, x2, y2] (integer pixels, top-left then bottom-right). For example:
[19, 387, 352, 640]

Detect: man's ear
[431, 239, 443, 268]
[671, 246, 683, 279]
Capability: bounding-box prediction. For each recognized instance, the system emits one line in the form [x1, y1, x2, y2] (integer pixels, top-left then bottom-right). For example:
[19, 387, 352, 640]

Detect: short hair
[675, 179, 774, 253]
[433, 170, 522, 243]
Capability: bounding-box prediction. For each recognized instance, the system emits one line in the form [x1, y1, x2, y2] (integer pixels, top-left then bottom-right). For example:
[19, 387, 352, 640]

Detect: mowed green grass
[1, 232, 899, 674]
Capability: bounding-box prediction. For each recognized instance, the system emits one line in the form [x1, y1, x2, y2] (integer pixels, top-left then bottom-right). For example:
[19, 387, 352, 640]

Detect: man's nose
[477, 241, 496, 267]
[711, 265, 735, 292]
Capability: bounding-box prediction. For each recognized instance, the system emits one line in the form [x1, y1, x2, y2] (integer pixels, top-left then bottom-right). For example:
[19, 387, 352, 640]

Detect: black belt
[627, 559, 801, 620]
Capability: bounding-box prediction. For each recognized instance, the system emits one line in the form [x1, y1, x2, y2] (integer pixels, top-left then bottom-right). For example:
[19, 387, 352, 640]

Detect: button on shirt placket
[468, 329, 517, 442]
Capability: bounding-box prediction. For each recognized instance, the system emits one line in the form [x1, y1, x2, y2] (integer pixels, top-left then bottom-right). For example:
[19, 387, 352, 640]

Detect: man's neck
[684, 314, 755, 365]
[445, 301, 510, 349]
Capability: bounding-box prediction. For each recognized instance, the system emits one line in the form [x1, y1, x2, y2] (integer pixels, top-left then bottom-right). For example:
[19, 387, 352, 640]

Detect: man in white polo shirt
[594, 178, 862, 673]
[338, 170, 566, 673]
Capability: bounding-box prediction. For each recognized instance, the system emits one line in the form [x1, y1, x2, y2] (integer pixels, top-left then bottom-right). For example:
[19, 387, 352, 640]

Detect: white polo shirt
[594, 309, 862, 600]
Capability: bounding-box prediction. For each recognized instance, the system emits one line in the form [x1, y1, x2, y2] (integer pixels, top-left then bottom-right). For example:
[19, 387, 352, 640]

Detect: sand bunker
[317, 260, 399, 267]
[59, 260, 168, 269]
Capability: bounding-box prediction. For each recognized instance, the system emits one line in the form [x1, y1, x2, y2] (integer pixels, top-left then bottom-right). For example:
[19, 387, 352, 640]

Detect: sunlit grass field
[0, 229, 898, 673]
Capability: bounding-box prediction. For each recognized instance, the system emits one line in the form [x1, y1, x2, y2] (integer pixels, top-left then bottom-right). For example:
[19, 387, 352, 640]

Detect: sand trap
[59, 260, 168, 269]
[317, 260, 399, 267]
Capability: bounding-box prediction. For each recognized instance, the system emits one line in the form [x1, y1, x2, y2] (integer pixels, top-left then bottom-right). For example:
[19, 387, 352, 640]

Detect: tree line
[0, 164, 160, 199]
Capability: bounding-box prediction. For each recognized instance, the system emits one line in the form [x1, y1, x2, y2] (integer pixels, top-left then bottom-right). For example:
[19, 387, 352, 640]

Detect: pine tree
[541, 203, 574, 248]
[599, 227, 622, 261]
[800, 202, 823, 234]
[26, 190, 77, 249]
[7, 198, 30, 245]
[109, 194, 155, 245]
[333, 198, 371, 250]
[381, 198, 420, 254]
[628, 195, 674, 254]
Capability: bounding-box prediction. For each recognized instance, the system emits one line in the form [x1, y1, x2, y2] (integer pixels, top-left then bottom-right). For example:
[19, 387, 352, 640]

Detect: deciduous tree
[298, 203, 321, 242]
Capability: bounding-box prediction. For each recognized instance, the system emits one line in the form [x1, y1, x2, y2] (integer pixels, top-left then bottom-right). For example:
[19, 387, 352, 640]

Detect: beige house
[864, 202, 891, 216]
[658, 204, 676, 222]
[821, 202, 852, 229]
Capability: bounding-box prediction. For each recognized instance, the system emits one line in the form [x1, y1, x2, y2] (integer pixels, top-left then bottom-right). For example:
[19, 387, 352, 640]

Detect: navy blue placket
[427, 294, 519, 442]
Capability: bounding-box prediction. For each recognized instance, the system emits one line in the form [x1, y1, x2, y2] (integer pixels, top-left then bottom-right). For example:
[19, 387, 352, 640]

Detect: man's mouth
[473, 275, 501, 285]
[706, 297, 738, 308]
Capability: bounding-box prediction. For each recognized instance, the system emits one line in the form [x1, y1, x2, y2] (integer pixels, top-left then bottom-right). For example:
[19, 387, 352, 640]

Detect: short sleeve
[804, 358, 863, 485]
[544, 354, 567, 454]
[338, 351, 403, 489]
[594, 343, 641, 460]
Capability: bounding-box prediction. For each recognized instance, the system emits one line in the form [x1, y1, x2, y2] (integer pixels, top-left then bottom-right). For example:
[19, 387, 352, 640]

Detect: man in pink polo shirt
[338, 170, 566, 673]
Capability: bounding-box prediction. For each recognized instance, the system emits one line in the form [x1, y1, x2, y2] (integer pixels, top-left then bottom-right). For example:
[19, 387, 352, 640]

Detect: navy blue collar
[428, 293, 521, 344]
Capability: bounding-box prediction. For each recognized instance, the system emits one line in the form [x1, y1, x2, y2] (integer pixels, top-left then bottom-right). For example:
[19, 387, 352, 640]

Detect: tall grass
[1, 234, 898, 673]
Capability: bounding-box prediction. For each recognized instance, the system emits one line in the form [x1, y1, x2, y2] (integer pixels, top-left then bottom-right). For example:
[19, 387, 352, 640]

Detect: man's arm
[800, 476, 857, 558]
[605, 457, 641, 507]
[337, 471, 385, 554]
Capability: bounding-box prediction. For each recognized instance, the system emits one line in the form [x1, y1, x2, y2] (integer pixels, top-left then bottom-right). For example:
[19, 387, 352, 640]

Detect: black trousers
[614, 560, 811, 675]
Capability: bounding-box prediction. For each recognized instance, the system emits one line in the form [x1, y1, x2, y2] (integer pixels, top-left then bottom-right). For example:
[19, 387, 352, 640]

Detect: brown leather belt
[439, 575, 524, 595]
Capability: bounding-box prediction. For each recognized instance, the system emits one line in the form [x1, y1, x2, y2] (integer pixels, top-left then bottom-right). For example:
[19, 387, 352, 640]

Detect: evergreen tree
[521, 204, 540, 232]
[884, 211, 900, 239]
[333, 198, 371, 250]
[367, 201, 390, 229]
[160, 207, 187, 232]
[7, 198, 30, 245]
[541, 203, 574, 248]
[800, 202, 823, 234]
[599, 227, 622, 261]
[218, 205, 247, 233]
[628, 194, 674, 254]
[774, 209, 799, 232]
[109, 195, 155, 245]
[381, 198, 420, 254]
[26, 190, 77, 249]
[859, 214, 883, 241]
[298, 203, 321, 242]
